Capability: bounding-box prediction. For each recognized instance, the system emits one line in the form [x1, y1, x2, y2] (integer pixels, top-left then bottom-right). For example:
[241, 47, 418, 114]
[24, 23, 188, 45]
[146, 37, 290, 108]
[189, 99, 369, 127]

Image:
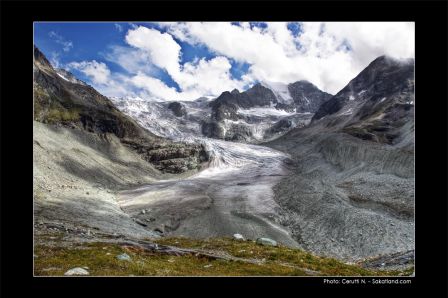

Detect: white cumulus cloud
[124, 26, 251, 100]
[158, 22, 414, 94]
[67, 60, 111, 85]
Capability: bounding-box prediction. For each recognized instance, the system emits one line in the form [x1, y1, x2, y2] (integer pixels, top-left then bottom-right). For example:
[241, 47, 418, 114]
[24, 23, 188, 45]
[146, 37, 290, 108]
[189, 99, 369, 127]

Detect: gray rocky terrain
[34, 120, 162, 240]
[265, 56, 414, 261]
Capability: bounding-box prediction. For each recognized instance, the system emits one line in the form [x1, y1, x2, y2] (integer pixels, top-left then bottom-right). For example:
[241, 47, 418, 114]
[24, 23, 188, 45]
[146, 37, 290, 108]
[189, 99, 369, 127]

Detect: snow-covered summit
[260, 81, 293, 104]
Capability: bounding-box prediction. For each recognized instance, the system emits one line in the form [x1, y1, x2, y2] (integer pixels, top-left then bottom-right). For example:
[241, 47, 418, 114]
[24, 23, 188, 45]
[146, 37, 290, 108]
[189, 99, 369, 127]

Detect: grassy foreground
[34, 237, 413, 276]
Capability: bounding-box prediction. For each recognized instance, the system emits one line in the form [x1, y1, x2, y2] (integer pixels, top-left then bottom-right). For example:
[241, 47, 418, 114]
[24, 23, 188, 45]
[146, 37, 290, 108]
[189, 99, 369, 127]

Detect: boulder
[256, 237, 278, 247]
[64, 267, 89, 276]
[168, 102, 187, 117]
[116, 253, 131, 261]
[233, 233, 245, 241]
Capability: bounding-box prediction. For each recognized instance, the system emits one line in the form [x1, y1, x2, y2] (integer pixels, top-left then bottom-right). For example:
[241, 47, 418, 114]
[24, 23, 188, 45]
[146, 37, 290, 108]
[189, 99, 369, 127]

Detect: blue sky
[34, 22, 414, 101]
[34, 22, 257, 95]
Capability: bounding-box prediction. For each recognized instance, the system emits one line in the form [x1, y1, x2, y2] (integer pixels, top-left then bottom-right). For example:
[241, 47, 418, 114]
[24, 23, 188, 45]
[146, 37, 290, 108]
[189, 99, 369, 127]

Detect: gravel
[33, 121, 165, 240]
[266, 126, 414, 262]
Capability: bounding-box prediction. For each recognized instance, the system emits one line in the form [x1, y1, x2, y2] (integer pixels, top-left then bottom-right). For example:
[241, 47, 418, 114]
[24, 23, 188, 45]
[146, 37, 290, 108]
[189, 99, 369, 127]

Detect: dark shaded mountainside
[287, 80, 333, 113]
[210, 81, 332, 121]
[33, 46, 208, 173]
[312, 55, 415, 145]
[265, 55, 415, 261]
[202, 80, 332, 141]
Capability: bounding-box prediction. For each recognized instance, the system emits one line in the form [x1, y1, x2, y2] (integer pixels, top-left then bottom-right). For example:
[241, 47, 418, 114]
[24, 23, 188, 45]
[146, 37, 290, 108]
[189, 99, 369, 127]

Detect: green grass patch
[34, 84, 80, 124]
[34, 237, 413, 276]
[46, 108, 80, 123]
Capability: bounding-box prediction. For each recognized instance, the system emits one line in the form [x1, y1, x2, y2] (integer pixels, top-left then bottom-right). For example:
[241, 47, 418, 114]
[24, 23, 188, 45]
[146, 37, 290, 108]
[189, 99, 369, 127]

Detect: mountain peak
[287, 80, 333, 113]
[250, 82, 267, 90]
[369, 55, 414, 68]
[312, 55, 414, 121]
[289, 80, 315, 88]
[231, 88, 240, 95]
[55, 68, 87, 86]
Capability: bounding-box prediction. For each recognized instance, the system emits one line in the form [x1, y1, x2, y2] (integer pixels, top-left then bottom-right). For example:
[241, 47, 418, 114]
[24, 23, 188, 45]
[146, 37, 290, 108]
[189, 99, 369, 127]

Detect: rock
[134, 219, 147, 227]
[268, 119, 294, 135]
[116, 253, 131, 261]
[141, 209, 146, 214]
[64, 267, 89, 276]
[154, 226, 164, 234]
[233, 233, 245, 241]
[288, 80, 333, 113]
[256, 237, 278, 247]
[42, 267, 58, 272]
[201, 121, 225, 139]
[203, 264, 213, 268]
[168, 102, 187, 117]
[86, 192, 89, 195]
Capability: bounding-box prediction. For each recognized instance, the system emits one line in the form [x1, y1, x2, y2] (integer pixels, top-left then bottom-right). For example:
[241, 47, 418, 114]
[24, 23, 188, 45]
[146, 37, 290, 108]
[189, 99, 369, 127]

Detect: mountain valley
[33, 46, 414, 276]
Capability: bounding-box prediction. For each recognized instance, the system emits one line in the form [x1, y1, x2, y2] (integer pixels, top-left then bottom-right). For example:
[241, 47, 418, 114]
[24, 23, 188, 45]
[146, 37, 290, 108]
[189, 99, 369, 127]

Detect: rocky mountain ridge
[312, 55, 414, 145]
[200, 80, 331, 142]
[33, 46, 208, 174]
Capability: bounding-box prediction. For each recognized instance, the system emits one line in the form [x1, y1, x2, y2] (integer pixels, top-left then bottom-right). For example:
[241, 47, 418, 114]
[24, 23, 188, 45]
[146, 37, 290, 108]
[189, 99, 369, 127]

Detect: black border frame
[1, 0, 447, 297]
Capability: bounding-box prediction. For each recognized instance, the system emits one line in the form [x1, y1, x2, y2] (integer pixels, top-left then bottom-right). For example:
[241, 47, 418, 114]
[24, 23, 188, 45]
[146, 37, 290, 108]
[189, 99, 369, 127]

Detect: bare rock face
[288, 80, 333, 113]
[201, 121, 225, 139]
[309, 56, 415, 145]
[312, 56, 414, 145]
[267, 119, 294, 135]
[168, 102, 187, 117]
[202, 80, 331, 142]
[212, 100, 239, 122]
[210, 83, 278, 112]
